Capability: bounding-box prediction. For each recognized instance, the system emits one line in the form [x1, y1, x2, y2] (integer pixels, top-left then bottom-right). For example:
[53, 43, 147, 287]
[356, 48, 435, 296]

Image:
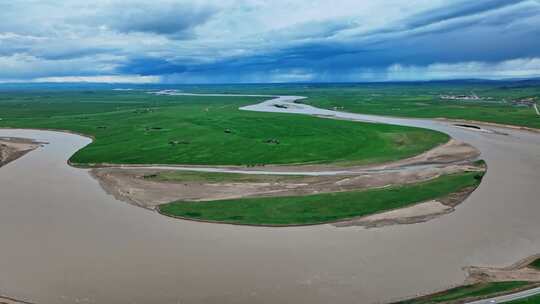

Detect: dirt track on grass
[90, 139, 483, 227]
[89, 139, 480, 207]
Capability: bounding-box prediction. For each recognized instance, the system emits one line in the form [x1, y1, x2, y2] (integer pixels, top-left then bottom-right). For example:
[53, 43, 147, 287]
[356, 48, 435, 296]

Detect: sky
[0, 0, 539, 83]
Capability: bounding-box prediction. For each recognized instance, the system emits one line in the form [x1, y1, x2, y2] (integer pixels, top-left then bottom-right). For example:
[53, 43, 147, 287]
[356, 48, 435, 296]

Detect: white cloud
[385, 58, 540, 80]
[0, 1, 539, 82]
[0, 53, 122, 78]
[0, 1, 447, 61]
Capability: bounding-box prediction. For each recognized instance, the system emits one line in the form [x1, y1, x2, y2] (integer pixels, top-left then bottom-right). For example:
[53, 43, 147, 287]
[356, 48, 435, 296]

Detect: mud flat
[436, 117, 540, 134]
[89, 142, 479, 207]
[89, 142, 483, 226]
[466, 254, 540, 284]
[335, 185, 478, 228]
[0, 96, 540, 304]
[0, 295, 35, 304]
[88, 136, 482, 228]
[0, 137, 42, 167]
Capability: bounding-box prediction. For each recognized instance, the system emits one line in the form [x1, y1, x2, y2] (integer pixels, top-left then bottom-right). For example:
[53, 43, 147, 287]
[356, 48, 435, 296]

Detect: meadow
[181, 81, 540, 129]
[507, 293, 540, 303]
[158, 171, 482, 226]
[301, 84, 540, 129]
[0, 89, 448, 166]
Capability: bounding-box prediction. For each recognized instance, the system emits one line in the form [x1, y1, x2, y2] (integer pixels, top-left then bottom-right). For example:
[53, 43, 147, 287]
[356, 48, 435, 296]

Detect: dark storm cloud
[118, 57, 187, 75]
[405, 0, 528, 28]
[167, 0, 540, 81]
[0, 0, 539, 82]
[100, 3, 217, 38]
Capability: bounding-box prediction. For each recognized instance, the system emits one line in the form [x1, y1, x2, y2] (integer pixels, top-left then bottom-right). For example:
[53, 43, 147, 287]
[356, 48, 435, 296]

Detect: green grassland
[507, 293, 540, 303]
[1, 81, 537, 167]
[192, 82, 540, 129]
[393, 281, 533, 304]
[0, 90, 448, 166]
[303, 89, 540, 129]
[297, 84, 540, 129]
[158, 171, 482, 226]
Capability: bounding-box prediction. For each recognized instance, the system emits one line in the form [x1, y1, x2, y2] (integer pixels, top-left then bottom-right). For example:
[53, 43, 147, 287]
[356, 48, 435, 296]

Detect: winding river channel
[1, 95, 540, 304]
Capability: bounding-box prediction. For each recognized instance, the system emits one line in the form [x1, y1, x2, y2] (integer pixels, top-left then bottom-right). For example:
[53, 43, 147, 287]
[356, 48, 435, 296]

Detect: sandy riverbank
[466, 254, 540, 283]
[0, 295, 35, 304]
[90, 139, 483, 227]
[335, 185, 479, 228]
[392, 254, 540, 304]
[0, 137, 43, 167]
[435, 118, 540, 134]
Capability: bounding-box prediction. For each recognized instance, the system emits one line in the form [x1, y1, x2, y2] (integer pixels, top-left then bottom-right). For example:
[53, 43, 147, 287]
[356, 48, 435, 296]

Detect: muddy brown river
[1, 97, 540, 304]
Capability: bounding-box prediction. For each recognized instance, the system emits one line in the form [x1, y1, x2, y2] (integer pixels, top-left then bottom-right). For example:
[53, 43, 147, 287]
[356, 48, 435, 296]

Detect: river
[0, 96, 539, 304]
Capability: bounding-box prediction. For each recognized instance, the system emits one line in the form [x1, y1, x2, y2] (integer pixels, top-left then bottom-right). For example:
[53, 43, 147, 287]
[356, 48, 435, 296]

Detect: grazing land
[0, 89, 448, 166]
[0, 87, 486, 228]
[189, 81, 540, 129]
[300, 84, 540, 129]
[158, 171, 482, 226]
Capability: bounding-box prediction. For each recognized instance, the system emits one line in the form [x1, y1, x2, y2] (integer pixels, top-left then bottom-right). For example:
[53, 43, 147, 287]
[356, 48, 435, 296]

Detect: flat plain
[0, 89, 448, 166]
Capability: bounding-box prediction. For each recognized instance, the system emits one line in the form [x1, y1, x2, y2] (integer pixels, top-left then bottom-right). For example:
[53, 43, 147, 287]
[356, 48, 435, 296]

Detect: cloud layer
[0, 0, 539, 83]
